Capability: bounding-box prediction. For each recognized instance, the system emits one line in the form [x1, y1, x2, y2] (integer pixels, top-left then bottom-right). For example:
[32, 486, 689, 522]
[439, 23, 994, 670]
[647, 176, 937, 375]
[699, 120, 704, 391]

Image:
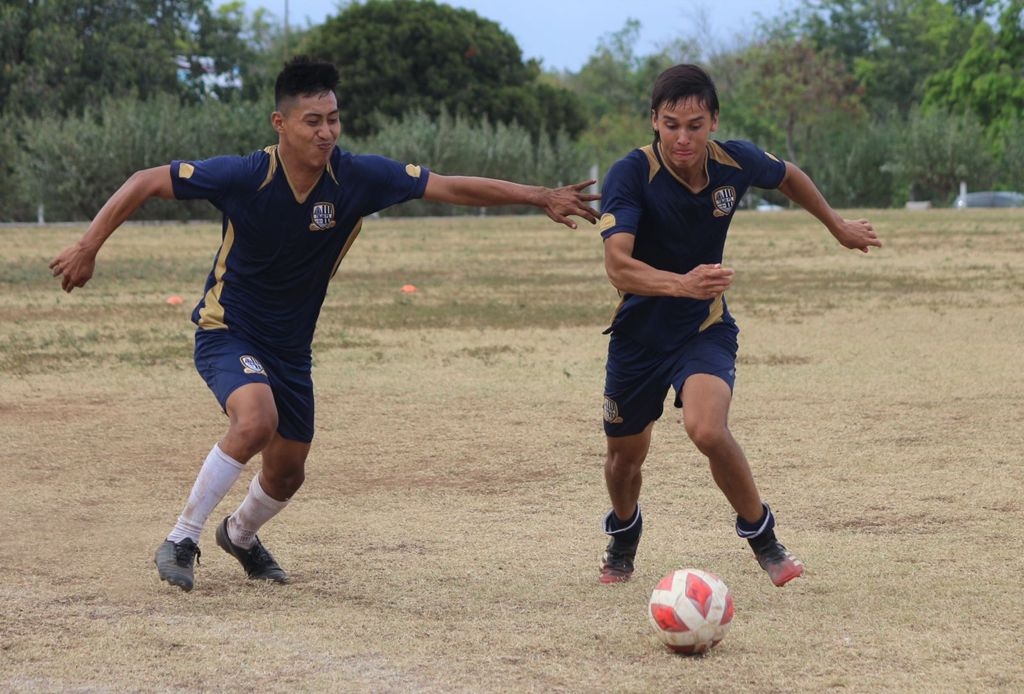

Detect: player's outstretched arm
[50, 166, 175, 293]
[423, 174, 600, 229]
[776, 161, 882, 253]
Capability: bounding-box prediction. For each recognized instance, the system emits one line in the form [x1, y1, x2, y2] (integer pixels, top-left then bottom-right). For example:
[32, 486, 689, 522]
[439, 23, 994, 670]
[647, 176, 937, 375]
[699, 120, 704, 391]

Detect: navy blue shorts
[193, 329, 315, 443]
[602, 323, 738, 437]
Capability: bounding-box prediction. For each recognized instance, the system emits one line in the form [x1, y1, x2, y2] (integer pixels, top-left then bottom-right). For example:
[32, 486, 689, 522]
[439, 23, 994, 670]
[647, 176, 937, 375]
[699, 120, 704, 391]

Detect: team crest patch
[309, 202, 337, 231]
[711, 186, 737, 217]
[405, 163, 422, 178]
[603, 396, 624, 424]
[240, 355, 265, 375]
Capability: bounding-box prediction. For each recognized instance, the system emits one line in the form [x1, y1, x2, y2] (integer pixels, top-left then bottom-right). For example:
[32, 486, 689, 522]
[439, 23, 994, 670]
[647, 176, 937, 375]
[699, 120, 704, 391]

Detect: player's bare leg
[600, 424, 653, 583]
[682, 374, 804, 586]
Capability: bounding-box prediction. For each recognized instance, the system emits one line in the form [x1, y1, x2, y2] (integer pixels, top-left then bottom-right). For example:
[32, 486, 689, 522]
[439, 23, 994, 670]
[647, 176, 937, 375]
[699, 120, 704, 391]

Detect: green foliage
[298, 0, 585, 142]
[3, 0, 1023, 218]
[923, 1, 1024, 128]
[350, 109, 589, 217]
[881, 107, 996, 203]
[8, 95, 270, 221]
[564, 19, 680, 174]
[802, 112, 898, 207]
[802, 0, 973, 116]
[0, 0, 209, 118]
[989, 116, 1024, 192]
[727, 38, 864, 163]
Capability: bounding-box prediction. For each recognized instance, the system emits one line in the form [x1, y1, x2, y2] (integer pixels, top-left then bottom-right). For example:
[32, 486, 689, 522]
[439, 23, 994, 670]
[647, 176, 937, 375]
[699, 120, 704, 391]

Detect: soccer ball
[648, 568, 734, 655]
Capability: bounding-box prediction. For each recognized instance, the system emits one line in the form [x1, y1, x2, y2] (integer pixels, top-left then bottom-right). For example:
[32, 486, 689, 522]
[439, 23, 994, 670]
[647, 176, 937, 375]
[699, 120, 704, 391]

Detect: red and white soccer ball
[648, 568, 734, 655]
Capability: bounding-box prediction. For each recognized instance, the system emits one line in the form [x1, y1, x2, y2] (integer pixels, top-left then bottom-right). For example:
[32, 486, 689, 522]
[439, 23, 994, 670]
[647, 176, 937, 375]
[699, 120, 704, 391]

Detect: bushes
[2, 95, 270, 222]
[0, 99, 590, 222]
[355, 109, 589, 217]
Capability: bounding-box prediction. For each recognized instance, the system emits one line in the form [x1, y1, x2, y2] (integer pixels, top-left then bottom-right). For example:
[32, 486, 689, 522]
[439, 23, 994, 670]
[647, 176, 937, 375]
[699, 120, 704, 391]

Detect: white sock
[167, 444, 245, 543]
[227, 474, 289, 549]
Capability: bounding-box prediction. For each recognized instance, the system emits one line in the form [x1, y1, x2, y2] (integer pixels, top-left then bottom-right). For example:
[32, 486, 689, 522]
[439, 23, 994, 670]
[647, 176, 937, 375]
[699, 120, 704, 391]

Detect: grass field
[1, 209, 1022, 692]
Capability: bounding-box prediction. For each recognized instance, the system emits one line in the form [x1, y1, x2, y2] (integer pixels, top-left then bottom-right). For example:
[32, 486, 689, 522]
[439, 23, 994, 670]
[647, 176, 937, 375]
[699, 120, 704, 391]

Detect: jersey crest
[711, 186, 737, 217]
[603, 396, 624, 424]
[309, 202, 337, 231]
[240, 354, 265, 375]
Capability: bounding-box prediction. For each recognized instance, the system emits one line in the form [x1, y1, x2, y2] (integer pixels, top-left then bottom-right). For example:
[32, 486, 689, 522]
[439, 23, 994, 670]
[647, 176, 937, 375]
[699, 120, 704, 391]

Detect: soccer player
[596, 64, 881, 587]
[50, 56, 599, 592]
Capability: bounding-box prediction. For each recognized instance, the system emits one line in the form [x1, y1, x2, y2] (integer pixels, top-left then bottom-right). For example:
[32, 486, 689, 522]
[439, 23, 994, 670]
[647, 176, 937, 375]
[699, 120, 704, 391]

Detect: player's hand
[833, 218, 882, 253]
[684, 263, 735, 299]
[49, 242, 97, 293]
[542, 179, 600, 229]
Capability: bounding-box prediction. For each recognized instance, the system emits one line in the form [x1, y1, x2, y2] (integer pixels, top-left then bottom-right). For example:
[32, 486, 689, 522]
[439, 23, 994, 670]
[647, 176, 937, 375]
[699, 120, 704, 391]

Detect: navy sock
[603, 505, 643, 546]
[736, 502, 777, 552]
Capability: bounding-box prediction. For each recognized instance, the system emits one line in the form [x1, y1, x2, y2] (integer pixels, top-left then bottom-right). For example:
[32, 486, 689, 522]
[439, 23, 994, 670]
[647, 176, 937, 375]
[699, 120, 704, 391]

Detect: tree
[801, 0, 974, 116]
[297, 0, 585, 141]
[882, 107, 995, 203]
[729, 38, 864, 164]
[0, 0, 262, 117]
[566, 19, 681, 174]
[923, 0, 1024, 127]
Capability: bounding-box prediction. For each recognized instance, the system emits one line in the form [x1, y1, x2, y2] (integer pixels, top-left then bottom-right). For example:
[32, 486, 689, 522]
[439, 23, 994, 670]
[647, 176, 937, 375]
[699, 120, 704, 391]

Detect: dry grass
[1, 209, 1022, 692]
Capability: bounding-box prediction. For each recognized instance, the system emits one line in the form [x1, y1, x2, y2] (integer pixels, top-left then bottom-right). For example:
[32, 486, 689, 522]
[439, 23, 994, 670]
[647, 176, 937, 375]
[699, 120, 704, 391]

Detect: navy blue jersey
[171, 145, 429, 354]
[599, 139, 786, 351]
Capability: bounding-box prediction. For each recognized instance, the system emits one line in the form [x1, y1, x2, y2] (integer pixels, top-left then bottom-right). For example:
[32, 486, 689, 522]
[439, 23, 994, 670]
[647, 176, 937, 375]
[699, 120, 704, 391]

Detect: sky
[245, 0, 799, 73]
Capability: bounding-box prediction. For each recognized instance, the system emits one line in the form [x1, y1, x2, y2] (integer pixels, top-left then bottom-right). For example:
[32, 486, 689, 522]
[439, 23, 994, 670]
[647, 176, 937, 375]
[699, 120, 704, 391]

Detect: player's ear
[271, 111, 285, 134]
[709, 113, 719, 133]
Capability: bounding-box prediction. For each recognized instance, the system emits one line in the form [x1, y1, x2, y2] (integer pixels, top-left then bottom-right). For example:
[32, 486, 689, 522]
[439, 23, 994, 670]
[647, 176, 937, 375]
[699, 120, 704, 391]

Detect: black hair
[650, 64, 719, 117]
[274, 55, 340, 109]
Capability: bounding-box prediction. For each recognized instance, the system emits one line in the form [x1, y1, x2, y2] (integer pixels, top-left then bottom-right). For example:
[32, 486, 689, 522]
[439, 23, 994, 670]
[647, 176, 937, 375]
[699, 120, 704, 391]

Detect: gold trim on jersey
[196, 221, 235, 330]
[258, 145, 278, 191]
[698, 295, 724, 332]
[330, 219, 364, 278]
[640, 145, 661, 183]
[644, 141, 744, 193]
[263, 144, 329, 204]
[707, 141, 741, 169]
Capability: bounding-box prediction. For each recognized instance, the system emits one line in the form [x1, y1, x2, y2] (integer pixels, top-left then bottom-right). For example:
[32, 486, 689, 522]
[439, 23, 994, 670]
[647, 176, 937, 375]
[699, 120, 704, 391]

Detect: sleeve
[598, 153, 645, 240]
[348, 154, 431, 216]
[170, 152, 260, 202]
[728, 140, 787, 190]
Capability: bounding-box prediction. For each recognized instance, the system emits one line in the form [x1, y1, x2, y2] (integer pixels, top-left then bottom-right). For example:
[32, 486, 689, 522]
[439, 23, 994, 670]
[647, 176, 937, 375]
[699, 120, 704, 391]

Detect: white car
[953, 191, 1024, 208]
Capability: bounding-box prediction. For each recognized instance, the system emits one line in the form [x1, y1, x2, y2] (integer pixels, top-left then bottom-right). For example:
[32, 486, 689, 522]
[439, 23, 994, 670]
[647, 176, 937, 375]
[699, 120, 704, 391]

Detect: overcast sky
[244, 0, 799, 72]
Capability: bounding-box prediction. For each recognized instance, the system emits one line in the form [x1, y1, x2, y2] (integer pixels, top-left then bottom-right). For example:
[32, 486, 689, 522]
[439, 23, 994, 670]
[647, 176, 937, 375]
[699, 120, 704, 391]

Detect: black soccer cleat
[155, 538, 201, 592]
[599, 536, 639, 584]
[215, 516, 289, 584]
[752, 538, 804, 587]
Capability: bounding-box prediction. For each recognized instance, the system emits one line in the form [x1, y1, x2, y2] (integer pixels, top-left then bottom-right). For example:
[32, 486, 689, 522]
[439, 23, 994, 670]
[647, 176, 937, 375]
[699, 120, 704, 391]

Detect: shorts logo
[603, 396, 624, 424]
[712, 186, 737, 217]
[240, 355, 265, 375]
[309, 202, 337, 231]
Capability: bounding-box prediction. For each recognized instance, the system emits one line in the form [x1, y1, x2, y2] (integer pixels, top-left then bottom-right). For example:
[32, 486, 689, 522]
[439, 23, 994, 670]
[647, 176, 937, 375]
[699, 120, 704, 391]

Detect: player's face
[651, 97, 718, 175]
[273, 91, 341, 171]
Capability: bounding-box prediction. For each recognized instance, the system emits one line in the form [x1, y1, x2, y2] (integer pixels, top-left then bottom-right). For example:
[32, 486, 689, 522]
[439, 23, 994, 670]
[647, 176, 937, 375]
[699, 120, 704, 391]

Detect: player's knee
[686, 420, 729, 455]
[230, 410, 278, 451]
[606, 447, 644, 476]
